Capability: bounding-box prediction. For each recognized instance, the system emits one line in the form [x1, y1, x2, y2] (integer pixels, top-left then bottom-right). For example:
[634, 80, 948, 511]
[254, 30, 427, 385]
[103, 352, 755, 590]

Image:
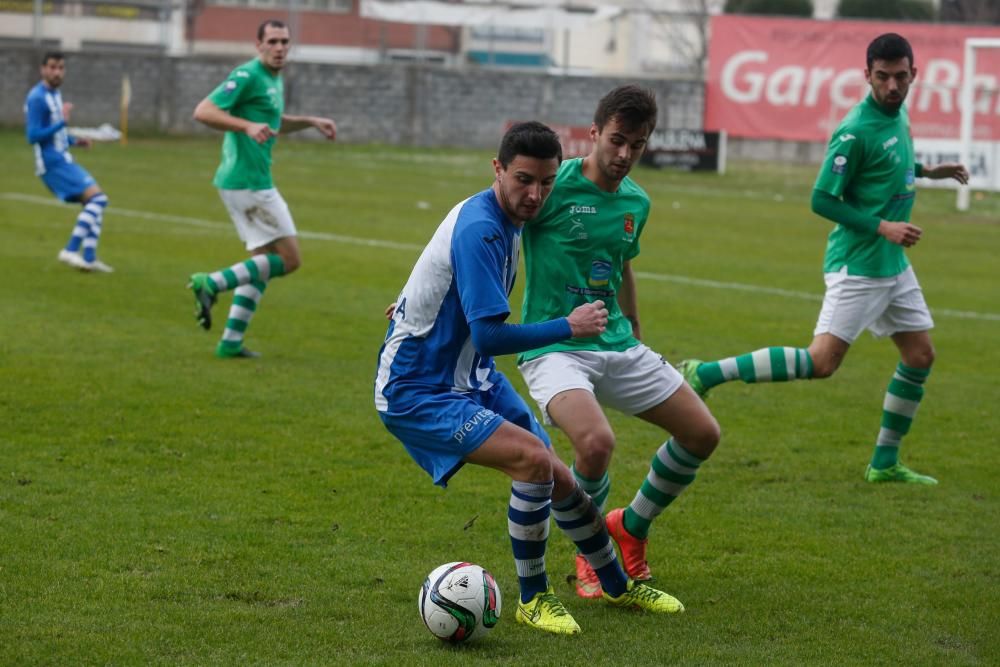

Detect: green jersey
[814, 94, 917, 277]
[518, 158, 649, 364]
[207, 58, 284, 191]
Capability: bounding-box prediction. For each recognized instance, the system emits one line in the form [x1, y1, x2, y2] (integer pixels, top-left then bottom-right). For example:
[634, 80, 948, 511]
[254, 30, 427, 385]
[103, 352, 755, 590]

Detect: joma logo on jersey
[454, 409, 498, 443]
[568, 205, 597, 215]
[882, 136, 899, 150]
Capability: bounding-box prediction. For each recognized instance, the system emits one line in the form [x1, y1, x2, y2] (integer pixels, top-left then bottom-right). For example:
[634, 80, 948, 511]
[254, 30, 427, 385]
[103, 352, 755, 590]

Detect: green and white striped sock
[218, 280, 267, 354]
[623, 439, 704, 540]
[698, 347, 813, 390]
[572, 465, 610, 515]
[871, 363, 930, 470]
[207, 254, 285, 294]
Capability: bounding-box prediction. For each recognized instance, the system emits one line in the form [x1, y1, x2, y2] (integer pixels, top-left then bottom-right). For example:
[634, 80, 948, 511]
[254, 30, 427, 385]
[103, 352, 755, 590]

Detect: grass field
[1, 128, 998, 665]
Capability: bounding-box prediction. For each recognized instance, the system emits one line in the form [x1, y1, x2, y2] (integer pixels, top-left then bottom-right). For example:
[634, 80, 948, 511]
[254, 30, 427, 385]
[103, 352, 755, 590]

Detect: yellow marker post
[119, 74, 131, 147]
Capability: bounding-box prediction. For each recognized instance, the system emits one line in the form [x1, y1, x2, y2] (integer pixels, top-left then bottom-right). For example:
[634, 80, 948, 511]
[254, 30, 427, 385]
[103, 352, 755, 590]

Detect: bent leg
[547, 389, 614, 512]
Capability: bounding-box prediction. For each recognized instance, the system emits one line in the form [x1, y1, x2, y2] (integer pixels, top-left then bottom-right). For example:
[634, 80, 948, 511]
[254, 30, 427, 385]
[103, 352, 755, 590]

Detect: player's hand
[62, 102, 74, 122]
[925, 163, 970, 185]
[245, 122, 276, 144]
[878, 220, 923, 248]
[385, 302, 397, 320]
[567, 300, 608, 338]
[314, 117, 337, 141]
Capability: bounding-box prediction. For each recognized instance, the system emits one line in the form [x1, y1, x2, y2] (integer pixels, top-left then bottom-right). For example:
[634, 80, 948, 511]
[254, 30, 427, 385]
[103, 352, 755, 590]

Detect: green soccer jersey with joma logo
[814, 94, 921, 278]
[518, 157, 650, 364]
[208, 58, 284, 191]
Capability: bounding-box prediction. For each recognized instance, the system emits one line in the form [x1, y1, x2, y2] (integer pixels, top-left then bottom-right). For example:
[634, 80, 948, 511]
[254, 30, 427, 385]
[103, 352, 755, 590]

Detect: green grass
[1, 130, 998, 665]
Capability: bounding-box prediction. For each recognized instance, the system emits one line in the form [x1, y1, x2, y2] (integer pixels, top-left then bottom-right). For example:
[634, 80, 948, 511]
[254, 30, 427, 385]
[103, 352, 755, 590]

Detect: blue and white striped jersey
[24, 81, 73, 176]
[375, 188, 521, 411]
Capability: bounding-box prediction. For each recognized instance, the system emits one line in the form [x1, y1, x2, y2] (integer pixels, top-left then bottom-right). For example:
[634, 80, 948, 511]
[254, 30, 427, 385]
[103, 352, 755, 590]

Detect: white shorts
[218, 188, 297, 251]
[517, 344, 684, 425]
[813, 265, 934, 343]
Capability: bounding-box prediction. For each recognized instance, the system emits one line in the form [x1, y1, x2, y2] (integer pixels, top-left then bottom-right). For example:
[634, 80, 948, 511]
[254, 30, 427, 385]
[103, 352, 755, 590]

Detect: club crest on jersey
[831, 155, 848, 175]
[905, 168, 915, 190]
[622, 212, 636, 241]
[223, 81, 238, 94]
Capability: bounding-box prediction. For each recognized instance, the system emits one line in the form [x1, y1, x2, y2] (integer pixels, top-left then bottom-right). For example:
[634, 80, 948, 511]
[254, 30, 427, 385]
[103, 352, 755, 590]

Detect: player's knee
[574, 430, 615, 471]
[282, 253, 301, 274]
[514, 441, 552, 482]
[903, 344, 935, 369]
[682, 416, 721, 459]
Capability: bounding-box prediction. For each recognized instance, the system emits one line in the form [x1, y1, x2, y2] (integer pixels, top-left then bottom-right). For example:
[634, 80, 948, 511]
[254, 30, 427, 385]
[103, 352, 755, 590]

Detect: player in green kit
[678, 33, 968, 484]
[517, 85, 721, 599]
[188, 19, 337, 358]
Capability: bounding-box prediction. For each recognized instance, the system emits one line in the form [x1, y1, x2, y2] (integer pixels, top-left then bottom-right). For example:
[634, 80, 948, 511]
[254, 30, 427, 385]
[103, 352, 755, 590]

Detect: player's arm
[193, 98, 274, 144]
[811, 190, 922, 248]
[618, 260, 641, 340]
[24, 95, 64, 144]
[918, 162, 970, 184]
[280, 114, 336, 140]
[469, 302, 607, 357]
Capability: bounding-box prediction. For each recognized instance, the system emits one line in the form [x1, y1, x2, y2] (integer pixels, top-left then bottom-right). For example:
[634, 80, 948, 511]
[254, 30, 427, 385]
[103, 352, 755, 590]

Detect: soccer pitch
[1, 129, 997, 665]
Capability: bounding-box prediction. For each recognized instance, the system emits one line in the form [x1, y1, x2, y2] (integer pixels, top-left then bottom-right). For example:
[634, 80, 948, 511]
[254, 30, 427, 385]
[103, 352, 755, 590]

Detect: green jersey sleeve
[208, 68, 253, 112]
[814, 126, 865, 199]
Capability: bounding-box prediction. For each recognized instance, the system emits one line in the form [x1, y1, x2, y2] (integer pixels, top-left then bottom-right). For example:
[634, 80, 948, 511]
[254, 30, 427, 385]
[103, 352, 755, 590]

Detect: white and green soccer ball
[418, 561, 501, 643]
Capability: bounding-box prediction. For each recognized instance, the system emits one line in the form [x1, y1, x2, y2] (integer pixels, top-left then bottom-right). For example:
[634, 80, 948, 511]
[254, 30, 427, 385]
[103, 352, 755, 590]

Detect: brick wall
[2, 48, 704, 149]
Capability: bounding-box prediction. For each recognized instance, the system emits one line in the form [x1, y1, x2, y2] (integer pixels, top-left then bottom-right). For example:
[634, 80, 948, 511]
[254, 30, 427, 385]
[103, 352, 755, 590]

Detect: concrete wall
[2, 47, 703, 149]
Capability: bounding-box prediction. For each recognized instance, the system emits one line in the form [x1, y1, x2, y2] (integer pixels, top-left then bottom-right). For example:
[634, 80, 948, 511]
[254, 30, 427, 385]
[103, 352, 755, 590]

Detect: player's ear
[492, 157, 503, 181]
[910, 66, 918, 82]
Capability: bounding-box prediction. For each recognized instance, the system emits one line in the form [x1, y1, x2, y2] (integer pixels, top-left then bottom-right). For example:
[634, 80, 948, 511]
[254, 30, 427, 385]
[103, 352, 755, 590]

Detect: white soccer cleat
[83, 259, 115, 273]
[57, 249, 88, 269]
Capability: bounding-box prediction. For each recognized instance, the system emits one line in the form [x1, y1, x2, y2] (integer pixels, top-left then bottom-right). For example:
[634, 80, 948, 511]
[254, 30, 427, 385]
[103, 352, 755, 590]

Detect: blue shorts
[41, 162, 96, 202]
[378, 377, 551, 487]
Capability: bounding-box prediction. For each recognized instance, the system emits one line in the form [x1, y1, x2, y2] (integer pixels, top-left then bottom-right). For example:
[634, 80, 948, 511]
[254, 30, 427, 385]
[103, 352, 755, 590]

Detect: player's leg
[520, 353, 609, 598]
[678, 269, 880, 396]
[191, 189, 293, 341]
[865, 267, 937, 484]
[77, 185, 111, 271]
[466, 422, 582, 635]
[549, 455, 684, 614]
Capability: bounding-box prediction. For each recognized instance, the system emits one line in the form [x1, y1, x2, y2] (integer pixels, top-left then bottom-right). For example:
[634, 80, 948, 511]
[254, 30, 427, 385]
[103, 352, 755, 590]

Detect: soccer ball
[418, 561, 501, 643]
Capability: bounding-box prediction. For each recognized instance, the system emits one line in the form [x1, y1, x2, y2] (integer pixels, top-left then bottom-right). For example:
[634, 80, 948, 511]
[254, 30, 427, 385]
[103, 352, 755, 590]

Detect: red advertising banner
[705, 15, 1000, 142]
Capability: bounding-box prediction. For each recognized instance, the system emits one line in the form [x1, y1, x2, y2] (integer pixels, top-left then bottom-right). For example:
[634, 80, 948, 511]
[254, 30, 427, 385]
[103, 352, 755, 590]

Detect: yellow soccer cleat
[515, 587, 582, 635]
[604, 579, 684, 614]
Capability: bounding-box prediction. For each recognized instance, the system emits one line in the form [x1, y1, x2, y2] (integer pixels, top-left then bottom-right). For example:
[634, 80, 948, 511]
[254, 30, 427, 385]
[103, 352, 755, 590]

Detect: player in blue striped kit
[24, 51, 112, 273]
[375, 122, 685, 635]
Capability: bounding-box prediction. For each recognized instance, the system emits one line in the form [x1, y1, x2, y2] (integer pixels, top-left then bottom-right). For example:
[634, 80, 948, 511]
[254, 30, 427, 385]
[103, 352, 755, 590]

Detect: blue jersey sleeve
[451, 221, 512, 324]
[25, 93, 64, 145]
[469, 315, 571, 357]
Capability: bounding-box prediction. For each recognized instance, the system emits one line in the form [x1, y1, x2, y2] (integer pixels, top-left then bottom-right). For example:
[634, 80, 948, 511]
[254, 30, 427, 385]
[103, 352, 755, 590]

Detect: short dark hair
[867, 33, 914, 70]
[257, 19, 287, 42]
[497, 121, 562, 168]
[593, 85, 658, 135]
[41, 51, 65, 65]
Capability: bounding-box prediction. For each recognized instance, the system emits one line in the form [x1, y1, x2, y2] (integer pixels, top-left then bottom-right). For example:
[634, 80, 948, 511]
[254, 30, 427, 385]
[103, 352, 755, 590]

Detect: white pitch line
[5, 191, 998, 323]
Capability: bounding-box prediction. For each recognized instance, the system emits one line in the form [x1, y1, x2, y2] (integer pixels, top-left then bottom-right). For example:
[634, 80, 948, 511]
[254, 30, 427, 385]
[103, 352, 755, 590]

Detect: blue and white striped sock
[509, 479, 552, 603]
[79, 194, 108, 263]
[553, 484, 628, 597]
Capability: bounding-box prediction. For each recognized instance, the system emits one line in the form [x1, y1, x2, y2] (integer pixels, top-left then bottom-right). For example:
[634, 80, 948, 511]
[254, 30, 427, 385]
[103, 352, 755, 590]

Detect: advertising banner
[705, 15, 1000, 143]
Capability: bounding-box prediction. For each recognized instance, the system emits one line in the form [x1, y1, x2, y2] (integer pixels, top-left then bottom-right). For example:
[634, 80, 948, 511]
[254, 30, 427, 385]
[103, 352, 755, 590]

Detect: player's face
[492, 154, 559, 224]
[589, 115, 649, 190]
[40, 58, 65, 88]
[866, 58, 917, 111]
[257, 26, 291, 72]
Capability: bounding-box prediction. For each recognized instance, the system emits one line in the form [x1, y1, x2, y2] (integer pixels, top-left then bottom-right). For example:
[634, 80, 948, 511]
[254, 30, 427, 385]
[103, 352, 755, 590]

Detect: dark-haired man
[189, 19, 337, 358]
[517, 85, 722, 600]
[25, 51, 113, 272]
[376, 122, 684, 636]
[679, 33, 968, 485]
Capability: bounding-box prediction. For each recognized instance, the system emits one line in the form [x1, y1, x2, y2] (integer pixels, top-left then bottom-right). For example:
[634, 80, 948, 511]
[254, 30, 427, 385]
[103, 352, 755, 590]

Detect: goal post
[957, 37, 1000, 211]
